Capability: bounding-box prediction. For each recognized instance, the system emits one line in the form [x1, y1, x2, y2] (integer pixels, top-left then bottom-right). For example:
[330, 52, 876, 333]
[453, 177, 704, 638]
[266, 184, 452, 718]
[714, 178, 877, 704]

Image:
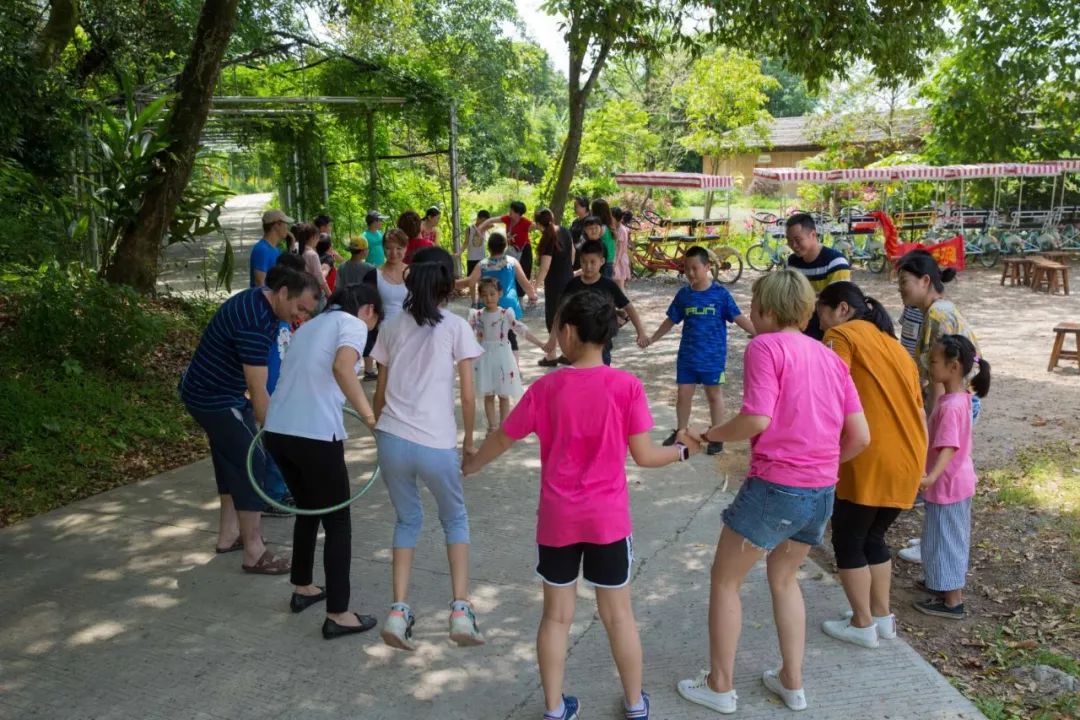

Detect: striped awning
[614, 172, 734, 189]
[1037, 159, 1080, 173]
[752, 167, 842, 183]
[1003, 163, 1065, 177]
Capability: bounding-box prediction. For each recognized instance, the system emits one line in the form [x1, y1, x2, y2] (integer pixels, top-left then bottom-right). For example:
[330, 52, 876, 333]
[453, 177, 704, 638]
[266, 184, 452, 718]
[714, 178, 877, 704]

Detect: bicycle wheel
[866, 251, 887, 274]
[642, 209, 664, 226]
[745, 243, 774, 271]
[978, 241, 1000, 268]
[709, 246, 743, 285]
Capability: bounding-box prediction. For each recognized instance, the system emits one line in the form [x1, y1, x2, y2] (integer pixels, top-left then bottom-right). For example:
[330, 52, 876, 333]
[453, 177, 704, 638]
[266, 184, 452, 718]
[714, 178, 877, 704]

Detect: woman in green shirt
[591, 198, 617, 280]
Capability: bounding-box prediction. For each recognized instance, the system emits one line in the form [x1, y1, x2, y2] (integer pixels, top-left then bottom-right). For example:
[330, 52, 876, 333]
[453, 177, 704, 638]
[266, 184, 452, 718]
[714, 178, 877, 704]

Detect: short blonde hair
[752, 269, 816, 329]
[383, 227, 409, 249]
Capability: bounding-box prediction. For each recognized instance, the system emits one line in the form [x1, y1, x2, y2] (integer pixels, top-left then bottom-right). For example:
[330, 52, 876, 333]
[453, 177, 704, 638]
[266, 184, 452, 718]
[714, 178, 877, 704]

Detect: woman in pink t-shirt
[677, 270, 870, 715]
[914, 334, 991, 621]
[464, 290, 701, 720]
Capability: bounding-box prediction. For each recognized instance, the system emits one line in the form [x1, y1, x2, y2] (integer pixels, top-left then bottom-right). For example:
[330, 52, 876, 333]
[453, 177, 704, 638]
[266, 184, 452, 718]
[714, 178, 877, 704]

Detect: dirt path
[613, 263, 1080, 470]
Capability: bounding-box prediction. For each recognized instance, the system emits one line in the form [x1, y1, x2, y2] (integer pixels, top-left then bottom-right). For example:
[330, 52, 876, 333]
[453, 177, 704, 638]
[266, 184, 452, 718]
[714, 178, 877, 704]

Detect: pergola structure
[170, 89, 465, 252]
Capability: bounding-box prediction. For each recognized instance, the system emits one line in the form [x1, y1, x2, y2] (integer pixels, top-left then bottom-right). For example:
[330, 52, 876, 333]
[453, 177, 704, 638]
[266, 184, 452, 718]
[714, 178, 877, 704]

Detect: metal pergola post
[449, 101, 461, 262]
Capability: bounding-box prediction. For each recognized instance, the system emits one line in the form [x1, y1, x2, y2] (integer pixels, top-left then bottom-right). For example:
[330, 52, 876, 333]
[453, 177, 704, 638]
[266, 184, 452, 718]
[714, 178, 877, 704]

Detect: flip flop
[215, 538, 243, 554]
[242, 550, 291, 575]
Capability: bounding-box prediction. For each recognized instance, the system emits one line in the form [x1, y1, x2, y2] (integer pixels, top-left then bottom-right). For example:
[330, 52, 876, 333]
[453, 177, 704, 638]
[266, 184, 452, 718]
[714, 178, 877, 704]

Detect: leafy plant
[15, 262, 165, 377]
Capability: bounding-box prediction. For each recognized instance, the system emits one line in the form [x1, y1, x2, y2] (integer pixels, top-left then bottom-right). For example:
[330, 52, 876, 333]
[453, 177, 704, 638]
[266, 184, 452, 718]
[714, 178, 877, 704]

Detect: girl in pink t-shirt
[464, 290, 701, 720]
[914, 334, 991, 621]
[677, 270, 870, 715]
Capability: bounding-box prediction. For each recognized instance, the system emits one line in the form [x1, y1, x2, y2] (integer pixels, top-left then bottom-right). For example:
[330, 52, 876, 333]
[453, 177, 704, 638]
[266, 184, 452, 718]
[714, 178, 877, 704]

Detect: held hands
[636, 334, 650, 349]
[527, 293, 539, 306]
[919, 475, 935, 489]
[676, 428, 702, 456]
[461, 449, 481, 476]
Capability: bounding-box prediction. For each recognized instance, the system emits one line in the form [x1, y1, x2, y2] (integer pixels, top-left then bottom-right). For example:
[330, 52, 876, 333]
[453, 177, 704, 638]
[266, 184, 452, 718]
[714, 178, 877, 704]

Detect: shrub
[15, 263, 165, 377]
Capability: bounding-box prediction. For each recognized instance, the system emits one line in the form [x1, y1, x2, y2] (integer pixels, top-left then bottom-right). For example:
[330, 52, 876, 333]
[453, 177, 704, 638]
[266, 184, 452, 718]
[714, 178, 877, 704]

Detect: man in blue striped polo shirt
[180, 266, 318, 574]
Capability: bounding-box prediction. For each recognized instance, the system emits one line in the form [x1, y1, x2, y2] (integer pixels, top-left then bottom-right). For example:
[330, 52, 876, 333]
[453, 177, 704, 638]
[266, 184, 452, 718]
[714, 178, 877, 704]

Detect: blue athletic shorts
[676, 365, 726, 386]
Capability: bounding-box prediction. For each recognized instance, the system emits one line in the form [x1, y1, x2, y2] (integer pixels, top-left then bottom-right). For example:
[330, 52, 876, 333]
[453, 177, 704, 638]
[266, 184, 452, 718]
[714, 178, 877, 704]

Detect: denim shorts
[722, 477, 835, 551]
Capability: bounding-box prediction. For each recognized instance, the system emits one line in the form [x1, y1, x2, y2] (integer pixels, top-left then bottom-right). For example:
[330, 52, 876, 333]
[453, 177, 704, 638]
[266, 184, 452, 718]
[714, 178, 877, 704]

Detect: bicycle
[629, 216, 743, 285]
[744, 212, 788, 271]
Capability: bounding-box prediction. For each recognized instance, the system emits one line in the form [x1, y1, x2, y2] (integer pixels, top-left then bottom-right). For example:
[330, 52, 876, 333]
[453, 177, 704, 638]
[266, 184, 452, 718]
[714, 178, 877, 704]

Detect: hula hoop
[245, 406, 380, 515]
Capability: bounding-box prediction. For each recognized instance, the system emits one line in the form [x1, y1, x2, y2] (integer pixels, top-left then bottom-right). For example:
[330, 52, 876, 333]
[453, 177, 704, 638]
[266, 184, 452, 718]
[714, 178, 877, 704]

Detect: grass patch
[0, 291, 210, 526]
[982, 443, 1080, 540]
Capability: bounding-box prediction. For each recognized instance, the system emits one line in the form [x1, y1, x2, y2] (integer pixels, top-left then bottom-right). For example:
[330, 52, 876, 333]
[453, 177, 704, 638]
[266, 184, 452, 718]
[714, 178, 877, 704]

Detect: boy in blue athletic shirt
[645, 246, 755, 455]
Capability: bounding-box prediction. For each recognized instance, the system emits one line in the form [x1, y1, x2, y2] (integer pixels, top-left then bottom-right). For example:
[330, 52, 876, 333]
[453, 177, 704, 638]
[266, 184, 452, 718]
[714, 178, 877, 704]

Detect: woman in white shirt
[372, 246, 485, 651]
[263, 284, 382, 640]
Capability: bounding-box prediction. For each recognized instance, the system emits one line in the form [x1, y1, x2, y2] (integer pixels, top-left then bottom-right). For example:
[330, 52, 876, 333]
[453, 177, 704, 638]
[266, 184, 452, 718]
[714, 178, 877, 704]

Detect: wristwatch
[674, 441, 689, 462]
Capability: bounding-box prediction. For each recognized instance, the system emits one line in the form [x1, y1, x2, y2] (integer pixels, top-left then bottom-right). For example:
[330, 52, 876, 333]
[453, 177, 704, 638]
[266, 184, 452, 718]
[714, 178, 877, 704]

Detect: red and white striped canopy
[752, 167, 842, 183]
[1003, 163, 1063, 177]
[614, 171, 734, 190]
[940, 164, 1013, 179]
[1037, 159, 1080, 173]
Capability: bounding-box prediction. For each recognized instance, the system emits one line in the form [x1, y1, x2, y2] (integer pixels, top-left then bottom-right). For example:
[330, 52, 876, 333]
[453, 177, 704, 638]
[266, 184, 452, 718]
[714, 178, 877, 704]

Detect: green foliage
[675, 48, 779, 158]
[761, 58, 818, 118]
[924, 0, 1080, 163]
[576, 99, 661, 196]
[14, 263, 166, 378]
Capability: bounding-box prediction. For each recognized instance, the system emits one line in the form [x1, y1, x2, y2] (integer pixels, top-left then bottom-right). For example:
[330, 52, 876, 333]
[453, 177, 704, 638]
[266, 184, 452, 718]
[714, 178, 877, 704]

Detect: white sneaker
[897, 545, 922, 564]
[907, 537, 921, 546]
[841, 611, 897, 640]
[762, 668, 807, 711]
[381, 603, 416, 651]
[822, 618, 880, 648]
[677, 671, 737, 714]
[448, 602, 486, 646]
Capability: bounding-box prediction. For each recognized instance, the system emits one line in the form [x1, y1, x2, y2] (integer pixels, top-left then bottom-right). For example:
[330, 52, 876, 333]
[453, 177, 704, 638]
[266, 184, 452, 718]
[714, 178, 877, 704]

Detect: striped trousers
[922, 498, 972, 592]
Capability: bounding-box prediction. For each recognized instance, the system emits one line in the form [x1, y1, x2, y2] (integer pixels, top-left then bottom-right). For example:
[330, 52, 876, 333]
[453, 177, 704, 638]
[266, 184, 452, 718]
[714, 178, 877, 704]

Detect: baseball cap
[365, 210, 388, 225]
[348, 236, 369, 252]
[262, 209, 294, 226]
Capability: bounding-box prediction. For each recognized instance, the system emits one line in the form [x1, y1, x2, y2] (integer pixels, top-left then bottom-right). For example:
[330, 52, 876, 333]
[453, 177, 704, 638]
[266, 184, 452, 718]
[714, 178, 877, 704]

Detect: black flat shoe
[537, 357, 559, 367]
[322, 612, 378, 639]
[290, 587, 326, 613]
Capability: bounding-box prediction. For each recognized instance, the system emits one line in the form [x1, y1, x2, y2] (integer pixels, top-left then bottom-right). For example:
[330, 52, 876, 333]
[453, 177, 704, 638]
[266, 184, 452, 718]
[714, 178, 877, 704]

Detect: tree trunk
[36, 0, 78, 69]
[549, 94, 588, 223]
[105, 0, 240, 292]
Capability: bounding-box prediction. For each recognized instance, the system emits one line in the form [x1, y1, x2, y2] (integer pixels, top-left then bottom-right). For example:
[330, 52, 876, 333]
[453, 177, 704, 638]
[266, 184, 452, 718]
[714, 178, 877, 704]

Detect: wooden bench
[1048, 322, 1080, 372]
[1029, 258, 1070, 295]
[1000, 257, 1034, 286]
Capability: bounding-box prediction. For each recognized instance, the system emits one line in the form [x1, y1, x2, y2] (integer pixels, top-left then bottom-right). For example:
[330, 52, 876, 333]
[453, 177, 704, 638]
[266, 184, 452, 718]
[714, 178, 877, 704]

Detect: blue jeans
[376, 430, 470, 548]
[722, 477, 835, 550]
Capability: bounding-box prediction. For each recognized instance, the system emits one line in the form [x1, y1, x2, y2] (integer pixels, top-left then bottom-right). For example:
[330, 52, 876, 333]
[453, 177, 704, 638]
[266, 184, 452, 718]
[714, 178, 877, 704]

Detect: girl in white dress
[470, 278, 544, 432]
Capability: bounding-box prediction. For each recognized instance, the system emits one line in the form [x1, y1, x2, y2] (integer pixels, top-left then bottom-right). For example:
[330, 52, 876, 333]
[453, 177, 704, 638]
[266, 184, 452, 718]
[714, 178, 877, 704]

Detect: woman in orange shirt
[817, 282, 927, 650]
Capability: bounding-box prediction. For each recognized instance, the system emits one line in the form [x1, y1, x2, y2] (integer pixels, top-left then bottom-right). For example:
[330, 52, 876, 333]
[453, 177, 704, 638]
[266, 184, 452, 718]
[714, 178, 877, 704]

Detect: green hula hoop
[246, 406, 380, 515]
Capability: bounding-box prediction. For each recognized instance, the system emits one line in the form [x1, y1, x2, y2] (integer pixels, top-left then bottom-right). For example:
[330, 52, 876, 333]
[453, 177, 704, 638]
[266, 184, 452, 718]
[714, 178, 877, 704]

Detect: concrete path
[0, 307, 984, 720]
[156, 192, 272, 296]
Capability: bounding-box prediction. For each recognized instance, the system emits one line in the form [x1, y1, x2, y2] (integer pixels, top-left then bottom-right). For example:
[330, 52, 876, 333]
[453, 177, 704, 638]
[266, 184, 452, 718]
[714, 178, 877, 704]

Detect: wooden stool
[1000, 257, 1030, 286]
[1048, 322, 1080, 372]
[1040, 251, 1072, 264]
[1030, 260, 1070, 295]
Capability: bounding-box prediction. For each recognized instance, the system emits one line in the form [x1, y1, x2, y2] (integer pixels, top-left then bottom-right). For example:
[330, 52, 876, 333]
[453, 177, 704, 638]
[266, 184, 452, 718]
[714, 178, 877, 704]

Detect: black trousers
[264, 432, 353, 613]
[830, 498, 901, 570]
[516, 244, 533, 298]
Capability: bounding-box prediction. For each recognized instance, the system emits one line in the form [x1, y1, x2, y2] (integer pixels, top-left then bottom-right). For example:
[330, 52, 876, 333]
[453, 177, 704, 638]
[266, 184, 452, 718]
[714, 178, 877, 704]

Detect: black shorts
[466, 259, 481, 276]
[536, 536, 633, 588]
[508, 329, 518, 352]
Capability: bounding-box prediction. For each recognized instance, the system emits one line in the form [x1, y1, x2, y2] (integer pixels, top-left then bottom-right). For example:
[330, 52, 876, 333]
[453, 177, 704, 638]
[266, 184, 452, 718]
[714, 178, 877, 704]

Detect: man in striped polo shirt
[180, 266, 318, 574]
[785, 212, 852, 340]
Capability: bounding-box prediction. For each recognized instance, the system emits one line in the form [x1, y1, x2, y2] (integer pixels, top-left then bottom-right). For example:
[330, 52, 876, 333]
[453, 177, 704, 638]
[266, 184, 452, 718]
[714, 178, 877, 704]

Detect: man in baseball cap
[251, 209, 295, 287]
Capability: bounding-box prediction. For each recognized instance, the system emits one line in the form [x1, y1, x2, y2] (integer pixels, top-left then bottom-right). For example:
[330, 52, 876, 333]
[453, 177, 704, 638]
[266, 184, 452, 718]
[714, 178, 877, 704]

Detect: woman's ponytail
[863, 296, 895, 336]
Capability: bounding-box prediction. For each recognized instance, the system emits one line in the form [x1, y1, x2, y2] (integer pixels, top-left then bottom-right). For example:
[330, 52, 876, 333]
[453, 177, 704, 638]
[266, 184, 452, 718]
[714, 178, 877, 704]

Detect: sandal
[242, 550, 291, 575]
[215, 538, 243, 554]
[537, 357, 559, 367]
